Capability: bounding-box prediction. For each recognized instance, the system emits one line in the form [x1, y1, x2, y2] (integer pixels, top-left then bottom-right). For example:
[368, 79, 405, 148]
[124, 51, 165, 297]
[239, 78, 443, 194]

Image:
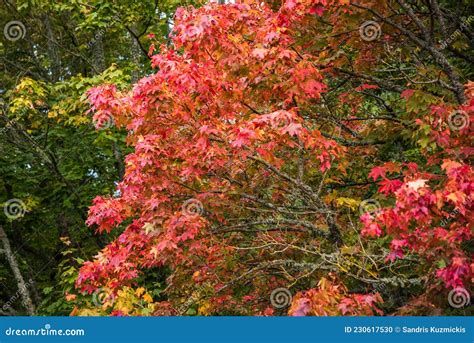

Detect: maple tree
[73, 0, 472, 316]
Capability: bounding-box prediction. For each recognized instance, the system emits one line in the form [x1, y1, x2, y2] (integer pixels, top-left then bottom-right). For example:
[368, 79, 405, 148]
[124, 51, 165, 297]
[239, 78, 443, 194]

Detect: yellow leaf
[446, 192, 465, 204]
[75, 308, 100, 316]
[198, 301, 212, 316]
[135, 287, 145, 297]
[143, 293, 153, 303]
[336, 197, 359, 210]
[48, 111, 58, 118]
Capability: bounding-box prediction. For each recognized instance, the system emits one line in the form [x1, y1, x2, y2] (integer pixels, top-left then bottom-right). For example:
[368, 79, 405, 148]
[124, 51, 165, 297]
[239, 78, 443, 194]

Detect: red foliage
[289, 276, 383, 316]
[362, 90, 474, 290]
[76, 0, 472, 315]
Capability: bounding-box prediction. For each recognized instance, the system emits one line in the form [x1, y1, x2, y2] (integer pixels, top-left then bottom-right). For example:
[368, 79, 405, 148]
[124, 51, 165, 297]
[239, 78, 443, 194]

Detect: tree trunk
[113, 141, 125, 181]
[42, 13, 61, 82]
[130, 28, 141, 84]
[0, 226, 36, 315]
[91, 33, 106, 73]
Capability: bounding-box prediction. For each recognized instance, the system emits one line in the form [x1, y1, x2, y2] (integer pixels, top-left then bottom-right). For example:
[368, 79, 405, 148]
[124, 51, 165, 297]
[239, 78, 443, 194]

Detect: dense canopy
[1, 0, 472, 316]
